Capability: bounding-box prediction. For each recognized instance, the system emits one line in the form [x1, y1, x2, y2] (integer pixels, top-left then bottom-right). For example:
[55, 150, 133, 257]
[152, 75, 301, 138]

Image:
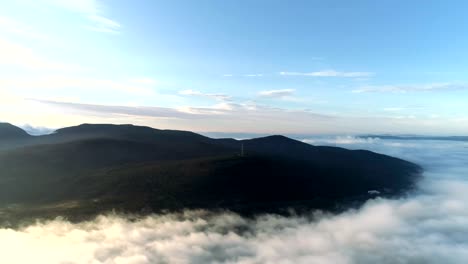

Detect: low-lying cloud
[303, 135, 381, 145]
[1, 139, 468, 263]
[19, 124, 55, 136]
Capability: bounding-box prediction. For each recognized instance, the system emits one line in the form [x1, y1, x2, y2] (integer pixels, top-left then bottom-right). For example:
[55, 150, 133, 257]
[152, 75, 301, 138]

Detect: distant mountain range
[0, 123, 421, 224]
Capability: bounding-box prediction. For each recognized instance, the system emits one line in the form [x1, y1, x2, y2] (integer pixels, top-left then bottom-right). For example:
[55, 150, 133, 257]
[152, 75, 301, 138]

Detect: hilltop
[0, 123, 421, 223]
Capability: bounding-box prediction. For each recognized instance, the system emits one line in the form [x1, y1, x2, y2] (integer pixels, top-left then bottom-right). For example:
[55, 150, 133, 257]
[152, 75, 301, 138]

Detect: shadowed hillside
[0, 123, 421, 223]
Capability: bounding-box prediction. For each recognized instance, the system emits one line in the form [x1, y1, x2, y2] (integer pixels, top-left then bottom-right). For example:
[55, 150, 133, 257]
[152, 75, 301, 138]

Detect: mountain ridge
[0, 123, 422, 224]
[0, 123, 31, 139]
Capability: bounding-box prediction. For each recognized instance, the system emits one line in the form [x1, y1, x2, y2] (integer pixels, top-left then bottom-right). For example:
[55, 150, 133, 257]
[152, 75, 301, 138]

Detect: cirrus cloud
[352, 83, 468, 93]
[258, 89, 296, 98]
[179, 89, 232, 101]
[45, 0, 121, 34]
[280, 70, 374, 78]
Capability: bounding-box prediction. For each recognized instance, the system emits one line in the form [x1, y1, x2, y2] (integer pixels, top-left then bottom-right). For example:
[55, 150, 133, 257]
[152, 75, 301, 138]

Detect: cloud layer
[280, 70, 373, 78]
[1, 139, 467, 263]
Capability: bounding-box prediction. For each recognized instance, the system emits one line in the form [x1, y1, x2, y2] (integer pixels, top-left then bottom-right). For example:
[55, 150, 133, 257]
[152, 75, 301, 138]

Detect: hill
[0, 123, 421, 224]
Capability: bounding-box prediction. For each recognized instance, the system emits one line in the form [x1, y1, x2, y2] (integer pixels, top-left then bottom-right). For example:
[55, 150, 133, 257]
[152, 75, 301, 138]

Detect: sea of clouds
[1, 137, 468, 264]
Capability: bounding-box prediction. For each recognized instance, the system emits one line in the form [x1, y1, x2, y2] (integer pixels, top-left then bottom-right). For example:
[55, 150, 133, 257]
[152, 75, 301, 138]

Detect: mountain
[0, 123, 30, 139]
[0, 123, 34, 150]
[0, 123, 422, 223]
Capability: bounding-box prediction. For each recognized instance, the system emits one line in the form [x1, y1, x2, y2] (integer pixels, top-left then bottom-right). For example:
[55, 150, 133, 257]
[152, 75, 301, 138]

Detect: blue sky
[1, 0, 468, 135]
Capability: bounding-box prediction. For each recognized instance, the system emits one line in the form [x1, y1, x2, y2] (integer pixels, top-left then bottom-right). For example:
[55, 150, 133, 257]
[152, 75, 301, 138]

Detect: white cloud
[179, 89, 231, 101]
[244, 74, 263, 77]
[221, 74, 263, 77]
[46, 0, 121, 34]
[280, 70, 374, 78]
[303, 136, 381, 145]
[258, 89, 295, 98]
[353, 83, 468, 93]
[26, 99, 335, 133]
[19, 124, 55, 135]
[86, 14, 121, 34]
[4, 96, 468, 134]
[1, 139, 468, 263]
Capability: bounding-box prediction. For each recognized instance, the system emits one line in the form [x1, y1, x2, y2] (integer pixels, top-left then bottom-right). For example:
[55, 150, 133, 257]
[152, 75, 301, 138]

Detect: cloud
[258, 89, 295, 98]
[5, 96, 468, 135]
[243, 74, 263, 77]
[179, 90, 232, 101]
[19, 124, 55, 136]
[28, 99, 335, 133]
[353, 83, 468, 93]
[86, 15, 121, 34]
[221, 74, 263, 77]
[34, 99, 199, 119]
[303, 136, 381, 145]
[280, 70, 374, 78]
[381, 106, 425, 112]
[1, 139, 468, 263]
[46, 0, 121, 34]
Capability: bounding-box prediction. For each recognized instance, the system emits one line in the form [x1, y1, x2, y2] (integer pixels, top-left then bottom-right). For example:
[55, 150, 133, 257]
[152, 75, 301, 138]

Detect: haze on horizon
[1, 0, 468, 135]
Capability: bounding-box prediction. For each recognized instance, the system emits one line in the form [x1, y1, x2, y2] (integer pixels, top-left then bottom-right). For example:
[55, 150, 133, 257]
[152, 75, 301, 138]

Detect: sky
[1, 0, 468, 135]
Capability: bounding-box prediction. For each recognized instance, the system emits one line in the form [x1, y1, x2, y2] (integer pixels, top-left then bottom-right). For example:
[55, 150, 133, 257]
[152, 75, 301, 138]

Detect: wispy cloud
[179, 89, 231, 101]
[353, 83, 468, 93]
[244, 74, 263, 77]
[382, 106, 424, 112]
[258, 89, 295, 98]
[280, 70, 374, 78]
[86, 15, 121, 34]
[34, 99, 198, 119]
[221, 74, 263, 77]
[46, 0, 121, 34]
[31, 99, 335, 133]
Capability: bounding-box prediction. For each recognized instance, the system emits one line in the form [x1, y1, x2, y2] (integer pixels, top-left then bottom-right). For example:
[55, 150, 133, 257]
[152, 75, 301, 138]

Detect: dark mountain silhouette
[0, 123, 31, 142]
[0, 123, 421, 223]
[0, 123, 34, 151]
[0, 123, 30, 139]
